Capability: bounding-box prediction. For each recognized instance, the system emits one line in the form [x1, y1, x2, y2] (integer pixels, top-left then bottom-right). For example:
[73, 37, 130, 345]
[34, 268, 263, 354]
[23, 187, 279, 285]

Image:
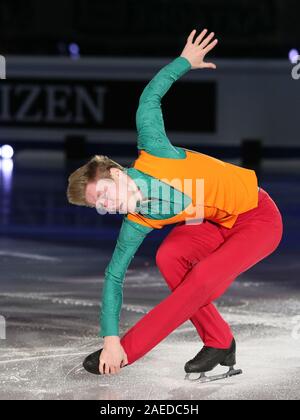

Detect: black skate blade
[185, 367, 243, 383]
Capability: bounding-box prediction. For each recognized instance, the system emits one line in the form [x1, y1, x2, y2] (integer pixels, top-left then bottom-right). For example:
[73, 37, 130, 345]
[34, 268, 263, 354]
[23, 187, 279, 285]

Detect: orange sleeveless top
[127, 149, 258, 229]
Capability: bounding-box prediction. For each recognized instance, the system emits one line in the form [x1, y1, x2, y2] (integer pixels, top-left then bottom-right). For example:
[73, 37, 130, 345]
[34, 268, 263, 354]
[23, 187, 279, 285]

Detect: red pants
[120, 188, 283, 365]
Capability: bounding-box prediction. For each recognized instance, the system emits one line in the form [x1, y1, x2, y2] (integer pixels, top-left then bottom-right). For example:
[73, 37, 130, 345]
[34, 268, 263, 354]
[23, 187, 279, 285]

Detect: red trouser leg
[156, 219, 234, 349]
[120, 188, 283, 365]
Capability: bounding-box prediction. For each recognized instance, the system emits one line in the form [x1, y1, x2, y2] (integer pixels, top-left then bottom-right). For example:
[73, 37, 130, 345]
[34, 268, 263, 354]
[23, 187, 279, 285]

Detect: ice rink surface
[0, 238, 299, 400]
[0, 159, 300, 400]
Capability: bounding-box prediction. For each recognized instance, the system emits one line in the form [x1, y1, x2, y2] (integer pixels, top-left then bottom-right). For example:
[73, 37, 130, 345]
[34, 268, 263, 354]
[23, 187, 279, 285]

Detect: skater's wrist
[103, 336, 120, 345]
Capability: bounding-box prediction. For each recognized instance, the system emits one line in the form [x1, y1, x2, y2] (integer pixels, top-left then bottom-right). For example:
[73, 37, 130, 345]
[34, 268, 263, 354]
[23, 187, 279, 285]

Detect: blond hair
[67, 155, 123, 207]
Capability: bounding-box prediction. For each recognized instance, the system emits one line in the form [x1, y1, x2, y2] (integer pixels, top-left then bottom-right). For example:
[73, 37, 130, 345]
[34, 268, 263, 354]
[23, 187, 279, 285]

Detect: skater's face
[85, 169, 142, 214]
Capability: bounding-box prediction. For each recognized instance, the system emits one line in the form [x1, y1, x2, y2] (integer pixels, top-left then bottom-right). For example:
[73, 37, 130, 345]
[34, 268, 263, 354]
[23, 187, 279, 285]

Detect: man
[67, 29, 283, 380]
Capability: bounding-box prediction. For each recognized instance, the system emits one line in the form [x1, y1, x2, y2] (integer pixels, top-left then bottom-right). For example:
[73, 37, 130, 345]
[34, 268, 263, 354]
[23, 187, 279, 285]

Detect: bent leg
[155, 220, 233, 348]
[121, 213, 282, 365]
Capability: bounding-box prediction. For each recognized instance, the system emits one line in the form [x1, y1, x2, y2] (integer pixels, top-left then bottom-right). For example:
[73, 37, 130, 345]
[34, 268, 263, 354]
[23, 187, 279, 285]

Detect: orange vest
[127, 149, 258, 229]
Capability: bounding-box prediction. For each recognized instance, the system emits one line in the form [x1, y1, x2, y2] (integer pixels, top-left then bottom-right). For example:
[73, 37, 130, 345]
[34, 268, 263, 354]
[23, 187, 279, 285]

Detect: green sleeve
[136, 56, 192, 159]
[99, 217, 153, 337]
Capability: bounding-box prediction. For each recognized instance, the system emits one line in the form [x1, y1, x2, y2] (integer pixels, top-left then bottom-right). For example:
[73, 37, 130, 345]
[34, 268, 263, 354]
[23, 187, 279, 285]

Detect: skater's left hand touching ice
[180, 28, 218, 70]
[100, 337, 128, 375]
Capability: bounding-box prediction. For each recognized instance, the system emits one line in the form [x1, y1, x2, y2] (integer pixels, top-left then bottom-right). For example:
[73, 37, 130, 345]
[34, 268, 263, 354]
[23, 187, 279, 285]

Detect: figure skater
[67, 29, 283, 381]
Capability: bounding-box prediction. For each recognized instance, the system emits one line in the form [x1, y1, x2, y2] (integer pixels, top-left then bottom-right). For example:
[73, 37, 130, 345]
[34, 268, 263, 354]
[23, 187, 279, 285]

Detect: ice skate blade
[185, 367, 243, 383]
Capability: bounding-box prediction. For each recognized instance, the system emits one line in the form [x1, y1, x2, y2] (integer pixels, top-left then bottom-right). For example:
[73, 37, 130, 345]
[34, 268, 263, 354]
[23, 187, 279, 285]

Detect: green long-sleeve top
[99, 56, 192, 337]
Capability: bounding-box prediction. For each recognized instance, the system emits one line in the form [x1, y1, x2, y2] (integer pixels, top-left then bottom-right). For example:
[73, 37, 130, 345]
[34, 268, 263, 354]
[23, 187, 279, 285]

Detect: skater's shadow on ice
[169, 381, 238, 400]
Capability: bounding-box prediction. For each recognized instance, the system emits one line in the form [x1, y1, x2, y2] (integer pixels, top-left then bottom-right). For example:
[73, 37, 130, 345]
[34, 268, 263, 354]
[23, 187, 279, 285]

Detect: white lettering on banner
[15, 85, 42, 122]
[0, 83, 107, 125]
[75, 86, 106, 124]
[45, 85, 72, 123]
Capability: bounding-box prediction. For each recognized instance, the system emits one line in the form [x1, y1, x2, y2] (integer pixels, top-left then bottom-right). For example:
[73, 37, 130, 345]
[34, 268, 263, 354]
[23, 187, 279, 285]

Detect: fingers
[189, 29, 217, 49]
[104, 362, 110, 375]
[203, 38, 218, 54]
[99, 361, 122, 375]
[187, 29, 196, 44]
[120, 356, 128, 368]
[199, 31, 215, 49]
[100, 360, 110, 375]
[202, 62, 217, 69]
[194, 28, 208, 46]
[99, 359, 105, 374]
[110, 365, 117, 375]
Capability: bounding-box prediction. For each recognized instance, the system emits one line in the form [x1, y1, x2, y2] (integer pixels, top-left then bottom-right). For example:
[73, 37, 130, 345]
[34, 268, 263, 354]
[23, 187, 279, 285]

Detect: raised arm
[136, 29, 218, 158]
[136, 56, 191, 158]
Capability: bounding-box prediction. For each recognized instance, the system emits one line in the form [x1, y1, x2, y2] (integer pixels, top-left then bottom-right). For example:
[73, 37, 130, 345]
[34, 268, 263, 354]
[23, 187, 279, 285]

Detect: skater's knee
[156, 242, 179, 270]
[156, 244, 170, 270]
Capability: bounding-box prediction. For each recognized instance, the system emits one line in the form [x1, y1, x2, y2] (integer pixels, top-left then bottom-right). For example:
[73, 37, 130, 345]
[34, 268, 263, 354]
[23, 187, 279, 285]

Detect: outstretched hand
[180, 29, 218, 70]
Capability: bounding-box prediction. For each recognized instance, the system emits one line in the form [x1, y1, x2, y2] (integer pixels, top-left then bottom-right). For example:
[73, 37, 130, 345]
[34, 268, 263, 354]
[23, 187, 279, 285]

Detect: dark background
[0, 0, 298, 248]
[1, 78, 216, 131]
[0, 0, 299, 58]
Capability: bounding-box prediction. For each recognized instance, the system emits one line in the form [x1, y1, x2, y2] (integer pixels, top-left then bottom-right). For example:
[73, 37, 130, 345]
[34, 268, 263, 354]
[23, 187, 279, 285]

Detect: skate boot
[83, 348, 103, 375]
[83, 348, 128, 375]
[184, 338, 242, 383]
